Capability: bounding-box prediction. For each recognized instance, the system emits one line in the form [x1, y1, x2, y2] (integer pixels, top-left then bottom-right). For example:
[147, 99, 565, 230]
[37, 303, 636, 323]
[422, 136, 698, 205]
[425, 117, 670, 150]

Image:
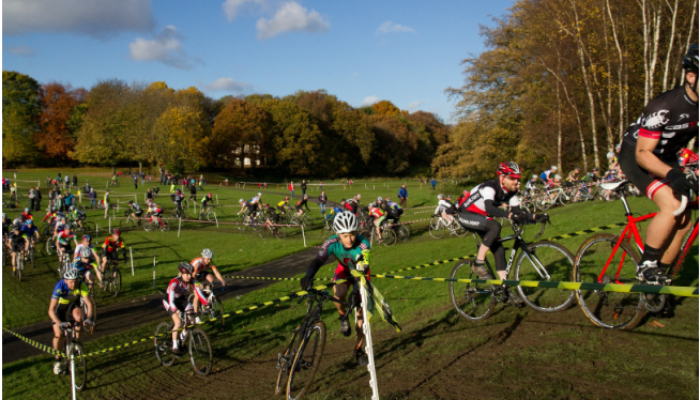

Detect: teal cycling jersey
[313, 234, 370, 270]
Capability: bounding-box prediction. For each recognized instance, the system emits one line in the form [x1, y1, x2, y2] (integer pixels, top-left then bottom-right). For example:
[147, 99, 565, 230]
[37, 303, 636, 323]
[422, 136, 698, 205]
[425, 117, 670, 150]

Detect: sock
[658, 262, 672, 273]
[474, 259, 485, 265]
[640, 245, 660, 265]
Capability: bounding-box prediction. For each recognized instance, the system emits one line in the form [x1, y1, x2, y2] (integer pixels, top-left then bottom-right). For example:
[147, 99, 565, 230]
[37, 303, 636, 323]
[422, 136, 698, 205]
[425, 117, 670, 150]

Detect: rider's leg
[658, 206, 693, 270]
[354, 302, 365, 349]
[332, 282, 349, 315]
[72, 306, 84, 338]
[642, 187, 686, 265]
[171, 312, 182, 349]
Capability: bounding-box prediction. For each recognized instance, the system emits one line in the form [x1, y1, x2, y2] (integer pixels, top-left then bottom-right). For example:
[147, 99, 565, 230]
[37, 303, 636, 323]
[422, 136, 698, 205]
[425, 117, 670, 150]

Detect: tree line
[2, 72, 450, 178]
[433, 0, 697, 180]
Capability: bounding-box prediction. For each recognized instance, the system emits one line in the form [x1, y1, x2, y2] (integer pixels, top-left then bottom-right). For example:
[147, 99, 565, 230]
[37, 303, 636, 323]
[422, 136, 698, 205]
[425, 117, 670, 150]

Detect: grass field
[2, 169, 698, 399]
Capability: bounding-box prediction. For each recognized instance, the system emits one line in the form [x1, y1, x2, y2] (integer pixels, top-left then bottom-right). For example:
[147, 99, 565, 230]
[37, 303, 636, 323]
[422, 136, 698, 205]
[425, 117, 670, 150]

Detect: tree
[2, 70, 41, 165]
[152, 106, 208, 172]
[34, 83, 86, 160]
[211, 99, 270, 169]
[371, 100, 406, 116]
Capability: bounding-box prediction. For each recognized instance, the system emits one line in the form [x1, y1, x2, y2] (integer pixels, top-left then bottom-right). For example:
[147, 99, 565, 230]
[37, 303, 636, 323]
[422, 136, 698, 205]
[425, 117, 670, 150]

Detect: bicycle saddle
[600, 180, 629, 192]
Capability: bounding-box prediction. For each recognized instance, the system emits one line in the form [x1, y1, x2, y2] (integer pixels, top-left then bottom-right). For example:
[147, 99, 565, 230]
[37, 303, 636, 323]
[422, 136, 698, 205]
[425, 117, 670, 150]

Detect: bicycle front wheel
[428, 216, 445, 239]
[275, 331, 299, 396]
[287, 322, 326, 400]
[71, 342, 88, 391]
[154, 322, 176, 366]
[45, 239, 54, 256]
[209, 296, 226, 331]
[396, 225, 410, 241]
[189, 327, 213, 376]
[108, 268, 121, 297]
[514, 241, 576, 312]
[573, 233, 645, 330]
[120, 218, 136, 231]
[380, 229, 397, 246]
[449, 260, 495, 321]
[534, 195, 552, 211]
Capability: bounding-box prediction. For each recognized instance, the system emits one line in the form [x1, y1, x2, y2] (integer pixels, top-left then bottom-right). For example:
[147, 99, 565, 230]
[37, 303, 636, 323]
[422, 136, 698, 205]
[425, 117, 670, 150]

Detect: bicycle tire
[209, 296, 226, 331]
[108, 267, 121, 297]
[429, 216, 445, 239]
[236, 215, 248, 231]
[46, 239, 54, 256]
[513, 240, 576, 313]
[380, 229, 397, 246]
[160, 221, 170, 232]
[453, 220, 469, 237]
[119, 218, 136, 231]
[143, 221, 154, 232]
[276, 225, 288, 239]
[396, 225, 410, 241]
[154, 322, 176, 367]
[71, 341, 88, 391]
[449, 260, 495, 321]
[275, 331, 299, 396]
[29, 246, 34, 269]
[81, 221, 95, 234]
[205, 211, 213, 222]
[17, 256, 23, 282]
[189, 327, 213, 376]
[534, 195, 553, 211]
[287, 321, 326, 400]
[573, 233, 646, 330]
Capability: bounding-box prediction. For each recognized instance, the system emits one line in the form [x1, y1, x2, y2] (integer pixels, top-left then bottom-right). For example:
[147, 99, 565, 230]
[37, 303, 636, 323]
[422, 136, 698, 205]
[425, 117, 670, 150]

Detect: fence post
[178, 217, 182, 238]
[71, 350, 77, 400]
[360, 279, 380, 400]
[301, 224, 306, 247]
[130, 248, 134, 276]
[216, 194, 219, 205]
[108, 218, 111, 233]
[214, 212, 219, 228]
[152, 252, 156, 290]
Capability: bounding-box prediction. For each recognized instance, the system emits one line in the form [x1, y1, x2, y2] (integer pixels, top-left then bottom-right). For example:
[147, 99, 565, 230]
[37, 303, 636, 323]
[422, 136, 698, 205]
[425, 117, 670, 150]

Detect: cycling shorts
[456, 212, 502, 249]
[373, 215, 387, 228]
[195, 270, 212, 282]
[619, 141, 682, 200]
[268, 214, 279, 224]
[11, 240, 25, 253]
[53, 301, 80, 324]
[104, 250, 121, 261]
[333, 263, 371, 283]
[162, 295, 191, 316]
[58, 243, 72, 253]
[133, 210, 143, 217]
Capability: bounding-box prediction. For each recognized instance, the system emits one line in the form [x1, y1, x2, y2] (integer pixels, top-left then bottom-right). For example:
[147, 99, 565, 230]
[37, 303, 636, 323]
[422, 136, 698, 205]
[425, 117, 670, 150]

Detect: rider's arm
[211, 266, 226, 286]
[484, 200, 511, 218]
[192, 281, 209, 307]
[80, 282, 93, 319]
[635, 136, 673, 178]
[48, 298, 62, 325]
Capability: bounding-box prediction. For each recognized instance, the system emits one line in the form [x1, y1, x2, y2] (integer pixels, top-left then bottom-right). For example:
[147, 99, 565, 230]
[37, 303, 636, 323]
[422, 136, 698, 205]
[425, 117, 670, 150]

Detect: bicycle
[533, 186, 572, 211]
[376, 221, 397, 246]
[154, 311, 213, 376]
[101, 258, 122, 297]
[276, 288, 344, 400]
[319, 217, 335, 240]
[290, 212, 314, 229]
[119, 210, 143, 231]
[11, 247, 25, 281]
[57, 321, 88, 391]
[449, 216, 576, 321]
[188, 284, 226, 331]
[57, 252, 71, 278]
[198, 205, 214, 221]
[143, 215, 170, 232]
[572, 180, 698, 330]
[388, 218, 411, 242]
[429, 214, 468, 239]
[172, 204, 186, 219]
[71, 218, 95, 235]
[109, 180, 120, 187]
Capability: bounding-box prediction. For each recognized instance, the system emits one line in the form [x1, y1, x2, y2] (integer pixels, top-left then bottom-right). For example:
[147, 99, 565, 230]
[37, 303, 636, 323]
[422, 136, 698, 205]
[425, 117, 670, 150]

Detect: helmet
[82, 234, 91, 241]
[498, 162, 522, 179]
[128, 200, 134, 204]
[257, 192, 262, 197]
[355, 194, 361, 199]
[239, 198, 245, 204]
[333, 211, 359, 234]
[682, 43, 699, 72]
[201, 249, 214, 258]
[554, 174, 562, 180]
[112, 229, 121, 235]
[208, 192, 212, 197]
[437, 194, 443, 200]
[377, 196, 383, 202]
[80, 247, 92, 258]
[304, 194, 308, 198]
[64, 269, 80, 280]
[2, 213, 5, 219]
[12, 223, 21, 230]
[179, 262, 195, 275]
[592, 167, 599, 171]
[24, 207, 30, 213]
[551, 165, 558, 170]
[284, 197, 289, 201]
[264, 203, 270, 208]
[26, 219, 33, 225]
[385, 197, 391, 201]
[445, 194, 452, 199]
[614, 143, 621, 151]
[607, 151, 615, 159]
[531, 175, 537, 179]
[574, 166, 580, 170]
[17, 215, 25, 222]
[70, 205, 75, 211]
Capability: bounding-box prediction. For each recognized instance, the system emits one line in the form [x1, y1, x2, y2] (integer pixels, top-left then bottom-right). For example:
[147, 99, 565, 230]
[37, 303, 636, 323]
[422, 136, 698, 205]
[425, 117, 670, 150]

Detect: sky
[2, 0, 516, 122]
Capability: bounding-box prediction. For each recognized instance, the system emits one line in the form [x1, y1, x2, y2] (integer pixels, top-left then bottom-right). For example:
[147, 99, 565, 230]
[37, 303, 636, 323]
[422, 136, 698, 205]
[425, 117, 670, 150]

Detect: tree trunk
[606, 0, 627, 142]
[111, 166, 116, 174]
[139, 161, 143, 175]
[662, 0, 679, 92]
[555, 77, 563, 170]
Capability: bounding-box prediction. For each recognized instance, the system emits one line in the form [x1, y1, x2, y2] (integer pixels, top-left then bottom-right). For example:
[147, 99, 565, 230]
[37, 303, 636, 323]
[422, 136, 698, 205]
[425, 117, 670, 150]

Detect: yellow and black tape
[3, 327, 67, 358]
[371, 274, 699, 298]
[224, 275, 332, 282]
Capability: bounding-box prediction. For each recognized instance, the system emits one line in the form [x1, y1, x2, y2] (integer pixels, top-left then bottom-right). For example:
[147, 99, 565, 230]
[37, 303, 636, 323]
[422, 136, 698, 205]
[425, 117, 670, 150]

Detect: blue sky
[3, 0, 515, 122]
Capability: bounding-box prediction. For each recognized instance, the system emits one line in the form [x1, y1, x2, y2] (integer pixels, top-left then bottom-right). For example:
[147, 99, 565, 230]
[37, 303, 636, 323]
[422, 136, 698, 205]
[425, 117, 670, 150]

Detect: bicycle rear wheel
[119, 218, 136, 231]
[287, 322, 326, 400]
[107, 267, 121, 297]
[396, 225, 410, 241]
[276, 225, 288, 239]
[449, 260, 495, 321]
[208, 296, 226, 331]
[160, 221, 170, 232]
[71, 341, 88, 391]
[45, 239, 54, 256]
[16, 256, 23, 282]
[573, 233, 645, 330]
[189, 327, 213, 376]
[534, 194, 553, 211]
[514, 241, 576, 312]
[429, 216, 445, 239]
[380, 229, 396, 246]
[154, 322, 176, 366]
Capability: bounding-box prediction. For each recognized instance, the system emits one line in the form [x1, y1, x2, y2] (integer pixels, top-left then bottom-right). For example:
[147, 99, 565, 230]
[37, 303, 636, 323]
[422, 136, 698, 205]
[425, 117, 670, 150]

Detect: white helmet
[201, 248, 213, 258]
[551, 166, 558, 170]
[239, 198, 245, 204]
[333, 211, 359, 234]
[554, 174, 562, 180]
[79, 247, 92, 258]
[437, 194, 443, 200]
[257, 192, 262, 197]
[531, 175, 537, 179]
[377, 196, 383, 202]
[64, 269, 80, 280]
[607, 151, 615, 159]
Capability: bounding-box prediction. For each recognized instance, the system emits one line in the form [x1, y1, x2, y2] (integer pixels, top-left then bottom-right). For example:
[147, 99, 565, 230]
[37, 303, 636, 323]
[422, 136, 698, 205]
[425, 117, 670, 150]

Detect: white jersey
[434, 199, 455, 215]
[461, 179, 519, 216]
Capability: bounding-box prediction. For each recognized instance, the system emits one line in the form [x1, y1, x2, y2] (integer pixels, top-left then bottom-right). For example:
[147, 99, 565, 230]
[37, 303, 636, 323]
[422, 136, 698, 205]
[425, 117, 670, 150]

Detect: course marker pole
[130, 248, 134, 276]
[117, 199, 120, 212]
[214, 212, 219, 228]
[108, 218, 111, 233]
[360, 278, 380, 400]
[178, 217, 182, 237]
[216, 194, 219, 205]
[302, 225, 307, 247]
[71, 351, 77, 400]
[152, 252, 156, 290]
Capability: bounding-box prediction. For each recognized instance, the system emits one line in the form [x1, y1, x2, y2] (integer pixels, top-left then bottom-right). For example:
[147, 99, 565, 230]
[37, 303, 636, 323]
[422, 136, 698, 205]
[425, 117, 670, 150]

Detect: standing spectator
[57, 192, 65, 212]
[289, 181, 295, 200]
[146, 188, 154, 202]
[84, 181, 91, 194]
[64, 174, 70, 190]
[224, 178, 229, 187]
[301, 180, 307, 196]
[103, 190, 110, 219]
[48, 187, 57, 210]
[430, 178, 437, 191]
[35, 186, 42, 211]
[28, 186, 36, 211]
[319, 191, 327, 215]
[398, 184, 408, 209]
[88, 188, 96, 209]
[319, 181, 323, 190]
[72, 174, 78, 189]
[133, 174, 138, 189]
[64, 191, 74, 210]
[189, 183, 197, 202]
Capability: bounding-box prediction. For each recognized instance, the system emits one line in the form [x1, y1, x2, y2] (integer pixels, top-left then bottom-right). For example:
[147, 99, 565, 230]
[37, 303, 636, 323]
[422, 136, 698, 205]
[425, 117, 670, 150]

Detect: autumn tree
[211, 99, 270, 169]
[34, 83, 87, 160]
[2, 70, 41, 166]
[371, 100, 407, 116]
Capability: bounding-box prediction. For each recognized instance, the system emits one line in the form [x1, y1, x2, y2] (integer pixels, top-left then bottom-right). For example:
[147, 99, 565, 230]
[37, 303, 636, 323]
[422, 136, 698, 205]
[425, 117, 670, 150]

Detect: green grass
[2, 191, 698, 399]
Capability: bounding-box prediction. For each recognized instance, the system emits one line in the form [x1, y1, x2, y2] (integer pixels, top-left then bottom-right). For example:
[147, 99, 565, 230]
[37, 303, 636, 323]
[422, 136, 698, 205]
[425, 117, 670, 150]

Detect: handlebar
[673, 195, 688, 217]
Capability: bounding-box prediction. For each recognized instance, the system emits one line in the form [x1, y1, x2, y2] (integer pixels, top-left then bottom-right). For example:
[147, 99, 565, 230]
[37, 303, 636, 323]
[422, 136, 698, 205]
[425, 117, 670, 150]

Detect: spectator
[89, 188, 97, 209]
[133, 174, 138, 189]
[146, 188, 154, 202]
[301, 179, 307, 196]
[72, 174, 77, 189]
[224, 178, 229, 187]
[28, 186, 36, 211]
[48, 187, 57, 210]
[64, 174, 71, 190]
[319, 181, 323, 190]
[189, 184, 197, 202]
[64, 191, 74, 210]
[35, 186, 42, 211]
[319, 191, 327, 215]
[84, 181, 91, 194]
[57, 192, 65, 212]
[289, 181, 295, 200]
[430, 178, 437, 190]
[103, 190, 110, 219]
[398, 184, 408, 208]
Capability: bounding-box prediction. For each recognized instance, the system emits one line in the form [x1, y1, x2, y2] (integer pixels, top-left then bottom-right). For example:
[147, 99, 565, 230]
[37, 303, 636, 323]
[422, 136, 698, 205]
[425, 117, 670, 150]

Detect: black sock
[658, 262, 672, 273]
[640, 245, 660, 265]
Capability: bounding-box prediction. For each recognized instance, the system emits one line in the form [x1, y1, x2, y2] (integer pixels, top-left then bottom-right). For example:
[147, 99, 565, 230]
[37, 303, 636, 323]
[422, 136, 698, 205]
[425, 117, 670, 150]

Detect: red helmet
[497, 162, 521, 179]
[285, 197, 289, 201]
[208, 193, 212, 197]
[112, 229, 121, 235]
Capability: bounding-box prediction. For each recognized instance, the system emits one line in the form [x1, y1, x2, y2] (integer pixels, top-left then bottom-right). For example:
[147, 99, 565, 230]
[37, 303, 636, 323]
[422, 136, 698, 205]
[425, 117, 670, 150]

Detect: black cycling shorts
[11, 240, 25, 253]
[195, 270, 212, 282]
[53, 301, 80, 324]
[162, 295, 189, 316]
[104, 250, 121, 261]
[456, 212, 502, 248]
[619, 141, 682, 200]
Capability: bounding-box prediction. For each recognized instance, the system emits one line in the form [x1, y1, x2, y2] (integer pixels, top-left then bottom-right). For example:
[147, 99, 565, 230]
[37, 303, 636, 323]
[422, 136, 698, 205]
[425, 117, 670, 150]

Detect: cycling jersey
[459, 179, 520, 217]
[277, 200, 289, 208]
[43, 212, 57, 223]
[104, 237, 124, 252]
[368, 207, 383, 218]
[20, 224, 38, 237]
[73, 244, 96, 260]
[201, 196, 212, 206]
[70, 209, 86, 220]
[540, 170, 554, 181]
[8, 231, 26, 250]
[71, 258, 94, 272]
[51, 279, 89, 306]
[21, 212, 33, 221]
[525, 179, 537, 190]
[386, 201, 401, 210]
[190, 257, 218, 274]
[434, 199, 456, 215]
[345, 202, 358, 214]
[130, 204, 143, 214]
[306, 234, 371, 282]
[295, 199, 309, 210]
[57, 231, 75, 246]
[622, 85, 698, 161]
[163, 277, 207, 313]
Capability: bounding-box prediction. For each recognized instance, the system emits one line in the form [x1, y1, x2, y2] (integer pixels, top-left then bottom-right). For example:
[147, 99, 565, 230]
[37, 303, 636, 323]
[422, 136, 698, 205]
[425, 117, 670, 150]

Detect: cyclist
[173, 189, 184, 215]
[146, 202, 166, 228]
[525, 175, 538, 198]
[566, 167, 581, 183]
[153, 185, 160, 196]
[190, 249, 226, 322]
[163, 262, 208, 354]
[539, 166, 558, 186]
[49, 269, 93, 374]
[111, 174, 118, 185]
[55, 224, 77, 262]
[126, 200, 143, 220]
[21, 207, 33, 221]
[7, 223, 28, 273]
[20, 219, 40, 257]
[68, 205, 87, 230]
[2, 213, 11, 244]
[277, 197, 293, 216]
[71, 247, 99, 291]
[457, 162, 547, 299]
[200, 192, 214, 215]
[295, 194, 311, 218]
[263, 203, 281, 236]
[345, 198, 359, 215]
[619, 44, 698, 285]
[101, 230, 126, 275]
[324, 204, 345, 222]
[382, 197, 403, 222]
[434, 194, 456, 225]
[300, 211, 371, 366]
[367, 200, 385, 242]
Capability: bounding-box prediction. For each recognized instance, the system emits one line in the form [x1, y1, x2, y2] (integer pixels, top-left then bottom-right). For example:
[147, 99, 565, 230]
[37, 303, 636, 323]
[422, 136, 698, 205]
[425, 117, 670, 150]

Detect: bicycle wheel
[71, 341, 88, 391]
[287, 321, 326, 400]
[452, 220, 469, 237]
[188, 327, 213, 376]
[143, 221, 154, 232]
[396, 225, 410, 242]
[207, 296, 226, 331]
[513, 240, 576, 312]
[46, 239, 54, 256]
[80, 221, 95, 234]
[449, 260, 495, 321]
[108, 268, 121, 297]
[154, 322, 176, 367]
[120, 218, 136, 231]
[205, 211, 213, 222]
[276, 334, 298, 396]
[534, 195, 553, 211]
[276, 225, 288, 239]
[82, 297, 97, 334]
[429, 216, 445, 239]
[380, 229, 397, 246]
[160, 221, 170, 232]
[29, 246, 34, 268]
[236, 215, 248, 231]
[17, 256, 23, 282]
[573, 233, 645, 330]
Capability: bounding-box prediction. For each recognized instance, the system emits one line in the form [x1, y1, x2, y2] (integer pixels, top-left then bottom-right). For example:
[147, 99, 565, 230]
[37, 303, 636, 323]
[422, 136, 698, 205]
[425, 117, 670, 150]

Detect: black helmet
[682, 43, 699, 72]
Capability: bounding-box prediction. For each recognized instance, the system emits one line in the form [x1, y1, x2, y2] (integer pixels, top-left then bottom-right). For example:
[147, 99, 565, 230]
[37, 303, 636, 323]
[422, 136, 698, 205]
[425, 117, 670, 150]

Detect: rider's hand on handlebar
[511, 213, 532, 225]
[534, 213, 549, 223]
[300, 276, 313, 291]
[666, 169, 696, 199]
[59, 322, 71, 329]
[84, 318, 93, 326]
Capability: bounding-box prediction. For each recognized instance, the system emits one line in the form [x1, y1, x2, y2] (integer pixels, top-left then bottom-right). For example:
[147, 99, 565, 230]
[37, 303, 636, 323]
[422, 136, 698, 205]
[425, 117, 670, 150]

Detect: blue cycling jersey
[51, 279, 89, 305]
[21, 225, 38, 236]
[70, 259, 93, 271]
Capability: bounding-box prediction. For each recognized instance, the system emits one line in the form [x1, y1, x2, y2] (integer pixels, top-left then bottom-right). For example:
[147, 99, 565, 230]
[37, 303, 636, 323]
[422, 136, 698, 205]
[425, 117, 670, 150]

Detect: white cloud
[129, 26, 198, 70]
[7, 46, 35, 57]
[204, 77, 252, 93]
[360, 95, 380, 107]
[376, 21, 415, 34]
[256, 1, 329, 40]
[222, 0, 266, 21]
[3, 0, 154, 38]
[407, 101, 421, 110]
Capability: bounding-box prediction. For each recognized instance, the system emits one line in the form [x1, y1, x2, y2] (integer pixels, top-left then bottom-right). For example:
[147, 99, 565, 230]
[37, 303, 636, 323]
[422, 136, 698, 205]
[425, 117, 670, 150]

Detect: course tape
[112, 216, 302, 228]
[225, 274, 333, 282]
[3, 327, 67, 358]
[370, 274, 699, 298]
